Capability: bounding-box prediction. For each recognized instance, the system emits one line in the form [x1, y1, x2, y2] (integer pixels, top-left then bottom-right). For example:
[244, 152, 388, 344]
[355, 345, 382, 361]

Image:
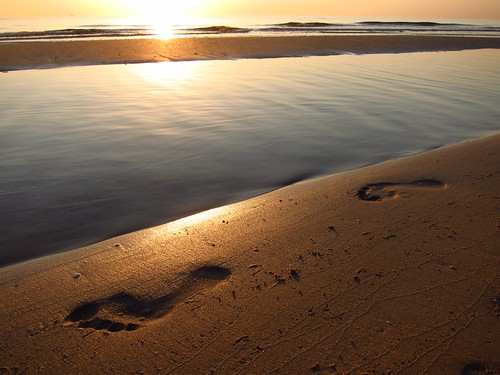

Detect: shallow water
[1, 49, 499, 266]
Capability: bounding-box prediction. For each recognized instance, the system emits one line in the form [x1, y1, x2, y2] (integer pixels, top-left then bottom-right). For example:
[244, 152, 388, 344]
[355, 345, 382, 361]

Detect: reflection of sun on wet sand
[0, 133, 498, 374]
[1, 34, 500, 71]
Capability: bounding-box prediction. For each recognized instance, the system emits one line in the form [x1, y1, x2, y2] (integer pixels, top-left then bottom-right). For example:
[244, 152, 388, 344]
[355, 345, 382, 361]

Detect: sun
[123, 0, 204, 38]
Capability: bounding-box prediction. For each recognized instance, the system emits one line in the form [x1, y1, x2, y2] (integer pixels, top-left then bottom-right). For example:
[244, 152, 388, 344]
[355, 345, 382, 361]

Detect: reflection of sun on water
[151, 20, 174, 40]
[130, 61, 199, 87]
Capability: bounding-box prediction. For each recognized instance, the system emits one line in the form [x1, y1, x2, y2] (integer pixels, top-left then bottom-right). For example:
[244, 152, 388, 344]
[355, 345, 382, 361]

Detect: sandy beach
[0, 132, 498, 374]
[1, 34, 500, 71]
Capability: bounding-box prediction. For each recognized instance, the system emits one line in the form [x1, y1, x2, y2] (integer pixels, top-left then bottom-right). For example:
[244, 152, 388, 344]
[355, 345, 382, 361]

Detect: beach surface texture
[1, 133, 499, 374]
[1, 34, 500, 71]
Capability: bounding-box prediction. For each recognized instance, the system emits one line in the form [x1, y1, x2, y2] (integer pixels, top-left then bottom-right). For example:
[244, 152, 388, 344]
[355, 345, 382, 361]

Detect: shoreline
[1, 34, 500, 71]
[1, 133, 499, 373]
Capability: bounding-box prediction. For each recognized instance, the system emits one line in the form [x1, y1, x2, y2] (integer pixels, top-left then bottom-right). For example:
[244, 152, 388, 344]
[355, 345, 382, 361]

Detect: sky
[2, 0, 500, 20]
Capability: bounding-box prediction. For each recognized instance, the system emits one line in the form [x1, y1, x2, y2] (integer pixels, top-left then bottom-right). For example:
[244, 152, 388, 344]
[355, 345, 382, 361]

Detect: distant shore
[1, 34, 500, 71]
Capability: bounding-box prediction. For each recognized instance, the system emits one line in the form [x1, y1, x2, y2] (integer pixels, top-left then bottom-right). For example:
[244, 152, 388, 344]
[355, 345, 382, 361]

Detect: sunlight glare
[123, 0, 203, 39]
[173, 207, 227, 227]
[130, 61, 199, 88]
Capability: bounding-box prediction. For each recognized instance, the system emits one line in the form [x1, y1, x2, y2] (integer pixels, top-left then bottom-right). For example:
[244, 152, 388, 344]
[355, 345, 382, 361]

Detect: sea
[1, 16, 500, 267]
[1, 16, 500, 41]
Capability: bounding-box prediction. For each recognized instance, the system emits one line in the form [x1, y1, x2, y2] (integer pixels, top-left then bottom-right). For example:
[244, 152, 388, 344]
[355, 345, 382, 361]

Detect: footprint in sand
[460, 362, 493, 375]
[356, 179, 445, 202]
[64, 265, 231, 333]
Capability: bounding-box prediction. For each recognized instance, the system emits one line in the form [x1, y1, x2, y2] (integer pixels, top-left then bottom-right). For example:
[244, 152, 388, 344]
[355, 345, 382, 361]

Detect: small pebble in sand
[72, 273, 81, 279]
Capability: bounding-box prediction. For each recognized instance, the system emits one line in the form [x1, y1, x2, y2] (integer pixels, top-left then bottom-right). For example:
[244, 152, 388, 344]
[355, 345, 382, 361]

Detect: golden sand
[1, 34, 500, 71]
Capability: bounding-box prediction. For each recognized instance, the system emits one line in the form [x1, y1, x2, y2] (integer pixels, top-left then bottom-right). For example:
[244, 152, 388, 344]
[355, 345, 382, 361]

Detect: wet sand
[1, 34, 500, 71]
[0, 133, 499, 374]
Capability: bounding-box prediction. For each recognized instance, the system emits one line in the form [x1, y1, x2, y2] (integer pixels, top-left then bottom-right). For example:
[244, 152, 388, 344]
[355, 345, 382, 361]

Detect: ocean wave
[274, 22, 335, 28]
[1, 20, 499, 42]
[269, 21, 470, 28]
[0, 28, 152, 41]
[180, 25, 250, 34]
[357, 21, 464, 27]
